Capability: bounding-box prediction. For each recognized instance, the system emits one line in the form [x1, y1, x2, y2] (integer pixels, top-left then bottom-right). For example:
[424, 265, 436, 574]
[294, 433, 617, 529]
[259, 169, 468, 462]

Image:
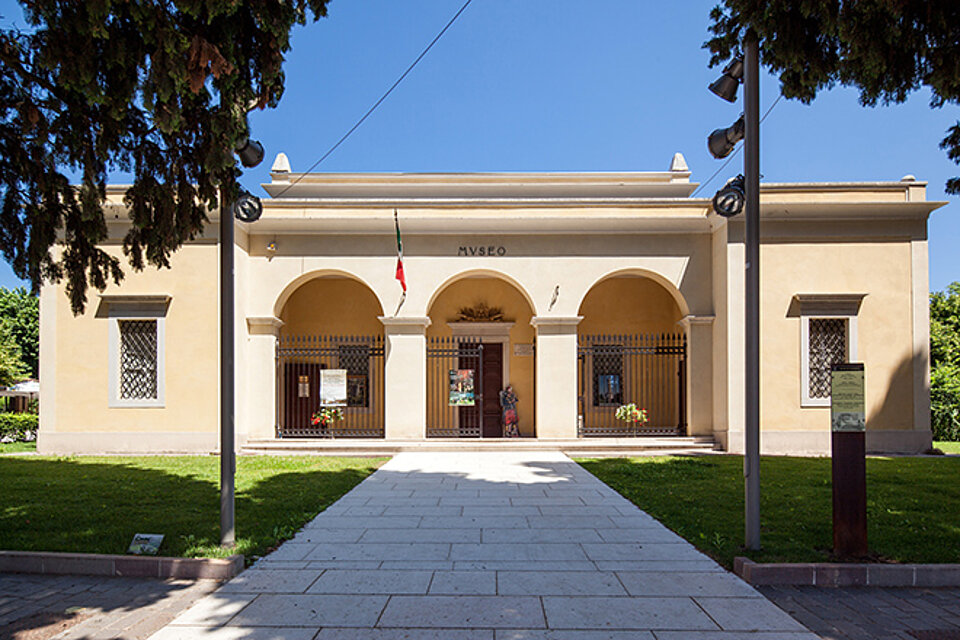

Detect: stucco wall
[760, 240, 915, 432]
[578, 276, 684, 334]
[279, 277, 385, 336]
[40, 242, 220, 453]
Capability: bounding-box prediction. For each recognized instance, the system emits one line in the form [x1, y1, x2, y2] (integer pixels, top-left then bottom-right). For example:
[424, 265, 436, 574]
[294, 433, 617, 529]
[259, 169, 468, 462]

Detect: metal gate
[276, 334, 384, 438]
[426, 337, 484, 438]
[577, 332, 686, 437]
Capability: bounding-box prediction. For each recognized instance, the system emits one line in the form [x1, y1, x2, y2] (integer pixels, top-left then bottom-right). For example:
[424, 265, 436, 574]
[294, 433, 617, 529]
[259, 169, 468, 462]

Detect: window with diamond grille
[592, 344, 623, 406]
[338, 345, 370, 407]
[808, 318, 846, 399]
[119, 320, 158, 400]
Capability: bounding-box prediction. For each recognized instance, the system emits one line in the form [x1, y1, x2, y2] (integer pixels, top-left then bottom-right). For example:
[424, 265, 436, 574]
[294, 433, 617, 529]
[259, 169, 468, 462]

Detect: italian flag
[394, 209, 406, 293]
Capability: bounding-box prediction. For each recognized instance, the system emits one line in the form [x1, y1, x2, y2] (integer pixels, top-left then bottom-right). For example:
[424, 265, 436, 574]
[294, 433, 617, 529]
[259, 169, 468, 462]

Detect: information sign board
[831, 363, 865, 432]
[320, 369, 348, 407]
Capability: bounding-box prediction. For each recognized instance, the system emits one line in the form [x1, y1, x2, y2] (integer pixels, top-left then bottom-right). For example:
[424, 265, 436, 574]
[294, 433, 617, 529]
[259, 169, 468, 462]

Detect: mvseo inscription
[458, 246, 507, 257]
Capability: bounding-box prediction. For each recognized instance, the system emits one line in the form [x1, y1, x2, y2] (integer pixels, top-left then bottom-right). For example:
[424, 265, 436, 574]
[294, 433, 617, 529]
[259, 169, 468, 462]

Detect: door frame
[449, 322, 512, 438]
[448, 322, 512, 391]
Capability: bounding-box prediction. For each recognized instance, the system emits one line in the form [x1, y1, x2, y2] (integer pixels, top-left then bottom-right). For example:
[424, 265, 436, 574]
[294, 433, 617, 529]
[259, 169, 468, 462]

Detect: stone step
[240, 436, 718, 457]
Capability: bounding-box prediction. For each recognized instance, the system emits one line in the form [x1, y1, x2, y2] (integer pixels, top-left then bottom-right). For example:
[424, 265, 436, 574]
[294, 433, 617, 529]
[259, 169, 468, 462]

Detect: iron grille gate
[577, 332, 687, 437]
[426, 337, 484, 438]
[276, 334, 384, 438]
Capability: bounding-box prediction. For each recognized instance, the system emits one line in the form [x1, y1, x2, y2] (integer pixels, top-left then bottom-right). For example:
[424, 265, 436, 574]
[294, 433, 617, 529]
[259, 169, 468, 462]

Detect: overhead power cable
[691, 94, 783, 198]
[273, 0, 474, 198]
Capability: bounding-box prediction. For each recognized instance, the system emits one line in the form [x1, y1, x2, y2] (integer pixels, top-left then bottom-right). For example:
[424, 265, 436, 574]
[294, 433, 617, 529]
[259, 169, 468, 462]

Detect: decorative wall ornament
[453, 301, 509, 323]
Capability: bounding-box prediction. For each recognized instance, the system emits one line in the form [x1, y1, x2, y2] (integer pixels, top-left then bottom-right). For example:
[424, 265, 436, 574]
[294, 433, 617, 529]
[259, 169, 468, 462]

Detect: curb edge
[734, 556, 960, 587]
[0, 550, 243, 580]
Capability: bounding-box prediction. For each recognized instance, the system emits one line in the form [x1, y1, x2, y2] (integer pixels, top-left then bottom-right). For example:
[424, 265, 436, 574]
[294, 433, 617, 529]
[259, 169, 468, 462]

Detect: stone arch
[276, 271, 385, 337]
[425, 269, 537, 319]
[273, 269, 384, 321]
[576, 267, 690, 323]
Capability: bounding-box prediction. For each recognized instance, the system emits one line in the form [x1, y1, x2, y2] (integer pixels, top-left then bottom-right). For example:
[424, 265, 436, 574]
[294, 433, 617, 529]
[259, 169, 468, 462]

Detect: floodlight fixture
[232, 190, 263, 222]
[712, 174, 745, 217]
[235, 138, 264, 168]
[707, 116, 745, 159]
[709, 57, 744, 102]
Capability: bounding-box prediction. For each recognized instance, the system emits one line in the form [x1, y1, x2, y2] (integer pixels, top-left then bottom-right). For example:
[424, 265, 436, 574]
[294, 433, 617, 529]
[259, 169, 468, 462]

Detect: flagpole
[394, 209, 407, 315]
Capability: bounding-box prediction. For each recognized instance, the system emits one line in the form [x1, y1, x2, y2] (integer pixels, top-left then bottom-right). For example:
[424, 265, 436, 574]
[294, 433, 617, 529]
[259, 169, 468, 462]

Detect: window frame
[592, 343, 624, 407]
[107, 299, 167, 408]
[795, 294, 865, 408]
[337, 344, 371, 409]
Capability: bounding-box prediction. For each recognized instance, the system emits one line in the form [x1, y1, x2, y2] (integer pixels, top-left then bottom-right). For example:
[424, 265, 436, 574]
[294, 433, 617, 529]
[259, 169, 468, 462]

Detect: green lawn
[0, 455, 385, 560]
[578, 455, 960, 569]
[0, 441, 36, 454]
[935, 441, 960, 454]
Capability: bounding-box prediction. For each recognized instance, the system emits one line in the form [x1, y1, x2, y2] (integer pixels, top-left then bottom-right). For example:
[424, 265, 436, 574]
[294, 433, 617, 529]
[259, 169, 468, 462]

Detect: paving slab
[378, 595, 545, 629]
[496, 631, 655, 639]
[306, 569, 433, 594]
[428, 570, 497, 595]
[616, 570, 763, 597]
[151, 628, 319, 640]
[316, 629, 493, 639]
[145, 451, 819, 639]
[497, 570, 626, 596]
[217, 568, 321, 593]
[542, 595, 719, 630]
[227, 594, 388, 627]
[695, 596, 812, 632]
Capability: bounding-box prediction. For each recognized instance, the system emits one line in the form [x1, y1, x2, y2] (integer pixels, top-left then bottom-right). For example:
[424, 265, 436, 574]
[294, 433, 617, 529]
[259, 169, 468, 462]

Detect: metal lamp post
[708, 31, 761, 551]
[220, 137, 264, 548]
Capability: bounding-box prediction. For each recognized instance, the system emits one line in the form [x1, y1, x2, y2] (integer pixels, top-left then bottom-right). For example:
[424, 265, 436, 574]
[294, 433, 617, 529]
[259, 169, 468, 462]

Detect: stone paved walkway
[760, 585, 960, 640]
[149, 451, 818, 639]
[0, 573, 219, 640]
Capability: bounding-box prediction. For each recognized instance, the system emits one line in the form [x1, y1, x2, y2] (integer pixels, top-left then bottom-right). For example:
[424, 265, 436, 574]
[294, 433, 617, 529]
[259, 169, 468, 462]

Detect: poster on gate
[320, 369, 348, 406]
[449, 369, 475, 406]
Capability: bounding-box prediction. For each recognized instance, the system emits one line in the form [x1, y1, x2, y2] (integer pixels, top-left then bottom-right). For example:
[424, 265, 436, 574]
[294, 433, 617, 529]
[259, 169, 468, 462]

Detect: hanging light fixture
[709, 57, 744, 102]
[707, 116, 745, 159]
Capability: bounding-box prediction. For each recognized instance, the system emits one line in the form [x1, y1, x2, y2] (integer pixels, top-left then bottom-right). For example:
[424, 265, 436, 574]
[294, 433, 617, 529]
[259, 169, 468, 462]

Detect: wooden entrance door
[481, 343, 503, 437]
[283, 362, 322, 431]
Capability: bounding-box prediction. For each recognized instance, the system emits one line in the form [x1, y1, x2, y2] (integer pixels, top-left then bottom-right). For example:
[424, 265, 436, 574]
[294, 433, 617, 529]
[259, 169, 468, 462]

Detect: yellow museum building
[38, 153, 944, 455]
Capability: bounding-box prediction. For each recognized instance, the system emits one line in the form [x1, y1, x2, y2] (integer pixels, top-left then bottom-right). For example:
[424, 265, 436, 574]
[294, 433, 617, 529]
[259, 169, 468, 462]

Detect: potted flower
[615, 403, 648, 426]
[312, 407, 345, 431]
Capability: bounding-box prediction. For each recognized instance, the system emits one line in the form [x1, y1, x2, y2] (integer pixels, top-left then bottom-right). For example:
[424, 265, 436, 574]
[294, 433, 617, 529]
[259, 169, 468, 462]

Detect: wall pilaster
[380, 316, 431, 439]
[243, 317, 284, 442]
[531, 316, 582, 438]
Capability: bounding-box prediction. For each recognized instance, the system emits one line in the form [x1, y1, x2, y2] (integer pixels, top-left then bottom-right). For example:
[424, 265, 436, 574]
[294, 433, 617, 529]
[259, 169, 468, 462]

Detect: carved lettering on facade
[457, 246, 507, 257]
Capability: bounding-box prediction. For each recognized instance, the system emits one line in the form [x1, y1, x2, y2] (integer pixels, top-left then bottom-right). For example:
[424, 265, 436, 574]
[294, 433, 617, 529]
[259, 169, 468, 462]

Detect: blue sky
[1, 0, 957, 291]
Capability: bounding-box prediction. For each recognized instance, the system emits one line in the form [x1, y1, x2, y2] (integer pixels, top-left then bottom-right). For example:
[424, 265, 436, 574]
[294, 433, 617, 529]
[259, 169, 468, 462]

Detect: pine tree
[0, 1, 330, 313]
[706, 1, 960, 193]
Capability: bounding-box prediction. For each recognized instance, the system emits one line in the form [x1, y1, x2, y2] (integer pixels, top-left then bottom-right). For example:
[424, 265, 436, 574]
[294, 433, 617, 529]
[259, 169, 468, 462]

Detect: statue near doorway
[500, 384, 520, 437]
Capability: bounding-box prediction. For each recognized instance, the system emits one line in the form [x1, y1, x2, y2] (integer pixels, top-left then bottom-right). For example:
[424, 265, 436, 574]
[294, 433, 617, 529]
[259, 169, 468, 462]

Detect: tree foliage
[0, 322, 27, 387]
[706, 1, 960, 193]
[930, 282, 960, 440]
[0, 0, 329, 314]
[0, 287, 38, 378]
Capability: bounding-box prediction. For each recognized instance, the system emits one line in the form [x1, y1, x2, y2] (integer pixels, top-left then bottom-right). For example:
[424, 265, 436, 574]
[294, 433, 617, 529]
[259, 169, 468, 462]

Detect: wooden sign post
[831, 363, 868, 557]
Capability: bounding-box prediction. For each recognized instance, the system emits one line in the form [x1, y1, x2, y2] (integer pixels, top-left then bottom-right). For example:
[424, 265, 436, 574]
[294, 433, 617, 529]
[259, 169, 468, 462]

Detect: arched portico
[271, 273, 386, 438]
[576, 267, 691, 321]
[425, 272, 536, 438]
[577, 272, 690, 436]
[273, 269, 386, 321]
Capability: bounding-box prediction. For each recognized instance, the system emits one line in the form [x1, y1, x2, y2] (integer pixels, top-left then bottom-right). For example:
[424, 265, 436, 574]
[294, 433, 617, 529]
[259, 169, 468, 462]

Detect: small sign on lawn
[128, 533, 164, 555]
